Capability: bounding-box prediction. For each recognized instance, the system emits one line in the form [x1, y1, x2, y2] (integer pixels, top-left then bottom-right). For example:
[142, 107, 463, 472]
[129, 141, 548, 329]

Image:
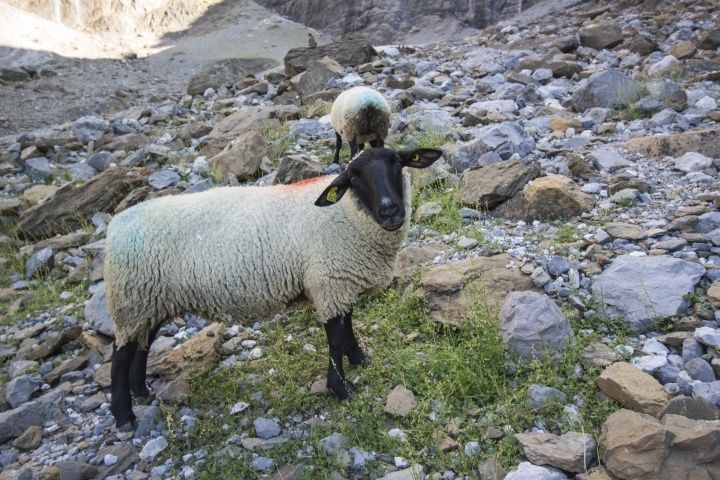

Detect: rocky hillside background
[1, 0, 720, 479]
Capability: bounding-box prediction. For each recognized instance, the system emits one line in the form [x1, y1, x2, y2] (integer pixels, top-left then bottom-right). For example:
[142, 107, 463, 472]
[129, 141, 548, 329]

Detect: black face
[315, 147, 443, 231]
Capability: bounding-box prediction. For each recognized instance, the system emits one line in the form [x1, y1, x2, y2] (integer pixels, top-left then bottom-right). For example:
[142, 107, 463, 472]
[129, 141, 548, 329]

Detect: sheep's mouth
[378, 216, 405, 231]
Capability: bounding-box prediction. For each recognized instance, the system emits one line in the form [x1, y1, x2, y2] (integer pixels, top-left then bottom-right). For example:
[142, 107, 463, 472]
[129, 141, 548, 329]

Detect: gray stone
[140, 436, 168, 461]
[660, 395, 720, 420]
[0, 389, 65, 443]
[527, 384, 567, 409]
[254, 417, 281, 439]
[72, 116, 109, 144]
[693, 381, 720, 407]
[500, 291, 575, 360]
[319, 432, 348, 455]
[84, 282, 113, 337]
[25, 247, 54, 278]
[547, 256, 571, 277]
[87, 151, 113, 172]
[451, 122, 534, 172]
[6, 374, 43, 408]
[579, 21, 623, 50]
[377, 465, 424, 480]
[24, 157, 52, 182]
[685, 358, 716, 382]
[251, 456, 275, 471]
[148, 169, 180, 190]
[503, 461, 569, 480]
[571, 69, 643, 112]
[697, 212, 720, 234]
[654, 238, 687, 251]
[674, 152, 713, 173]
[683, 338, 705, 364]
[275, 155, 324, 184]
[631, 355, 668, 373]
[408, 84, 444, 100]
[695, 327, 720, 348]
[289, 119, 333, 138]
[56, 461, 99, 480]
[592, 255, 706, 333]
[70, 163, 97, 181]
[296, 57, 343, 97]
[656, 364, 680, 385]
[589, 148, 631, 172]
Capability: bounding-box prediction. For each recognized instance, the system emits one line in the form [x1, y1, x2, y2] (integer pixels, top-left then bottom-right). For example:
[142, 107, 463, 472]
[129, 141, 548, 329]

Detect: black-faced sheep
[106, 147, 443, 430]
[330, 86, 391, 163]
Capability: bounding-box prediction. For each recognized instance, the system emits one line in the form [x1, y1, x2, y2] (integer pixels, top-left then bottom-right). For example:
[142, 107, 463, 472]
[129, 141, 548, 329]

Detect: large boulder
[209, 130, 268, 181]
[275, 155, 326, 184]
[284, 36, 377, 76]
[621, 127, 720, 159]
[295, 57, 343, 97]
[199, 105, 283, 158]
[592, 255, 705, 333]
[459, 159, 540, 209]
[450, 122, 535, 173]
[417, 254, 537, 326]
[16, 168, 147, 240]
[571, 69, 643, 112]
[579, 21, 624, 50]
[600, 409, 720, 480]
[187, 58, 277, 95]
[494, 174, 595, 222]
[499, 291, 575, 360]
[0, 389, 66, 443]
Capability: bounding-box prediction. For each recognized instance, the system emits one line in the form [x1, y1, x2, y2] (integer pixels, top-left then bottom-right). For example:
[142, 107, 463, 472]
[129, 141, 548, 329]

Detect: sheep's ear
[398, 148, 443, 168]
[314, 172, 351, 207]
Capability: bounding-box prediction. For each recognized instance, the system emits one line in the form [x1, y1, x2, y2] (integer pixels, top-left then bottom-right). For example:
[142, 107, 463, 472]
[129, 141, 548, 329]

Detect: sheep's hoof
[330, 380, 357, 400]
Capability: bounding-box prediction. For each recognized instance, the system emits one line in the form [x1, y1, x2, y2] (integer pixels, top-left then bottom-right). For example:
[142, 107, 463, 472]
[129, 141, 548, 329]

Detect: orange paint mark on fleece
[279, 175, 332, 189]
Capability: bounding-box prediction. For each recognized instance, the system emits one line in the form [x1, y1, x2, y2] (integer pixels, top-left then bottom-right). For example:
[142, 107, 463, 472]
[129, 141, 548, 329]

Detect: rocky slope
[1, 0, 720, 479]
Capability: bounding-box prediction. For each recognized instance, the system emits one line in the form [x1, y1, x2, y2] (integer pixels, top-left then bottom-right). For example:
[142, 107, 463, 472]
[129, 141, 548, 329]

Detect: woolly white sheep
[106, 146, 443, 430]
[330, 86, 391, 163]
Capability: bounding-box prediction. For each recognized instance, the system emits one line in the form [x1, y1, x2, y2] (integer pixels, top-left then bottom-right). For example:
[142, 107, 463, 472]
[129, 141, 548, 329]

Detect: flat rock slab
[596, 362, 669, 417]
[515, 431, 596, 473]
[0, 389, 65, 443]
[592, 254, 705, 333]
[622, 127, 720, 159]
[384, 385, 417, 417]
[147, 323, 223, 378]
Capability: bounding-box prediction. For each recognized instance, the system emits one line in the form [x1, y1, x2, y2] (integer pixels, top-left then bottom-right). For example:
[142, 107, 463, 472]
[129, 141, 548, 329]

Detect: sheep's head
[315, 147, 443, 231]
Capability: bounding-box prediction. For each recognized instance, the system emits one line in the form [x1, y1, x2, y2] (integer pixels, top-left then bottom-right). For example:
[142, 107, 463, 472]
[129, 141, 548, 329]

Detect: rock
[648, 56, 679, 76]
[414, 201, 442, 222]
[546, 256, 570, 277]
[27, 325, 82, 360]
[284, 36, 376, 76]
[16, 168, 146, 240]
[653, 238, 687, 251]
[451, 123, 535, 172]
[604, 222, 647, 240]
[670, 41, 697, 60]
[589, 148, 631, 172]
[579, 21, 623, 50]
[55, 462, 98, 480]
[394, 243, 446, 279]
[459, 159, 540, 209]
[592, 255, 705, 333]
[696, 212, 720, 234]
[80, 392, 106, 412]
[140, 436, 167, 462]
[84, 282, 113, 337]
[96, 444, 139, 477]
[571, 69, 643, 112]
[495, 174, 595, 222]
[674, 152, 713, 173]
[596, 362, 669, 417]
[683, 337, 704, 364]
[601, 409, 720, 480]
[22, 185, 58, 205]
[147, 169, 180, 190]
[0, 198, 22, 216]
[685, 358, 716, 383]
[275, 155, 325, 184]
[376, 465, 424, 480]
[86, 151, 112, 172]
[418, 254, 536, 326]
[209, 130, 267, 181]
[705, 284, 720, 308]
[514, 431, 596, 473]
[499, 291, 574, 360]
[622, 127, 720, 159]
[0, 389, 65, 443]
[384, 385, 417, 417]
[580, 342, 621, 367]
[5, 374, 43, 408]
[44, 354, 88, 385]
[503, 461, 569, 480]
[660, 395, 720, 420]
[187, 58, 276, 95]
[254, 417, 281, 439]
[698, 27, 720, 50]
[296, 56, 343, 97]
[267, 463, 306, 480]
[11, 425, 42, 451]
[24, 157, 52, 182]
[72, 116, 109, 144]
[199, 105, 282, 158]
[25, 247, 54, 278]
[147, 323, 223, 378]
[527, 384, 567, 409]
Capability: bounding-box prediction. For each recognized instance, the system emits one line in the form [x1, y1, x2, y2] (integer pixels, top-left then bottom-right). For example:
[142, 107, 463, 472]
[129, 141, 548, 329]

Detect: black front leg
[349, 138, 359, 160]
[333, 131, 342, 164]
[370, 137, 384, 149]
[129, 324, 162, 405]
[324, 315, 355, 400]
[111, 342, 138, 431]
[342, 310, 366, 366]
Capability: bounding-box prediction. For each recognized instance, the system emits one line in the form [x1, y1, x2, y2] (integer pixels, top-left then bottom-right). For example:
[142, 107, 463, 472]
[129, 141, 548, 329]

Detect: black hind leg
[325, 314, 355, 400]
[129, 325, 162, 405]
[370, 137, 384, 148]
[111, 342, 138, 430]
[349, 138, 359, 160]
[343, 310, 366, 366]
[333, 131, 342, 164]
[358, 142, 365, 152]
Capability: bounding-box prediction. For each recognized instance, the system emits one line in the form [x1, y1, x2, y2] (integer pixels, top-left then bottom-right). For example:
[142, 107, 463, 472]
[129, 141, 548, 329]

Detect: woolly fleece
[331, 86, 391, 144]
[105, 173, 411, 348]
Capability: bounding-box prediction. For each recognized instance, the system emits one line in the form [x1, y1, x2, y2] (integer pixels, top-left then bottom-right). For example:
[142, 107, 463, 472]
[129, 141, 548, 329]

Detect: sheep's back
[331, 87, 390, 142]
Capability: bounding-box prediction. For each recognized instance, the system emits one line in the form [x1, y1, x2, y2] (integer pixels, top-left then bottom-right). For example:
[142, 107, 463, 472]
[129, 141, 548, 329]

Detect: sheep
[330, 86, 391, 163]
[106, 146, 443, 430]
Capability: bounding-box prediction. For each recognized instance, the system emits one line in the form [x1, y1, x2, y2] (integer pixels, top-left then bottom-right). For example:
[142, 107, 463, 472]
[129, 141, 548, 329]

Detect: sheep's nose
[379, 198, 400, 218]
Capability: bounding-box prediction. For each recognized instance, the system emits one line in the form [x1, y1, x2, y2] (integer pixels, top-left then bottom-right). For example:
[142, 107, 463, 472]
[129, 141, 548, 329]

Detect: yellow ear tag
[414, 153, 420, 161]
[326, 186, 338, 203]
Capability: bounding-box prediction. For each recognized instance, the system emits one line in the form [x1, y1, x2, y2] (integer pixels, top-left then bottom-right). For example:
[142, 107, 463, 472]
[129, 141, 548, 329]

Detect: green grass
[167, 283, 620, 479]
[554, 224, 582, 244]
[412, 185, 462, 235]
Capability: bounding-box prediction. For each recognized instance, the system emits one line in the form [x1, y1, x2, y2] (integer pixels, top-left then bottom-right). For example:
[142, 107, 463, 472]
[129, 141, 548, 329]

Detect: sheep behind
[330, 86, 391, 162]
